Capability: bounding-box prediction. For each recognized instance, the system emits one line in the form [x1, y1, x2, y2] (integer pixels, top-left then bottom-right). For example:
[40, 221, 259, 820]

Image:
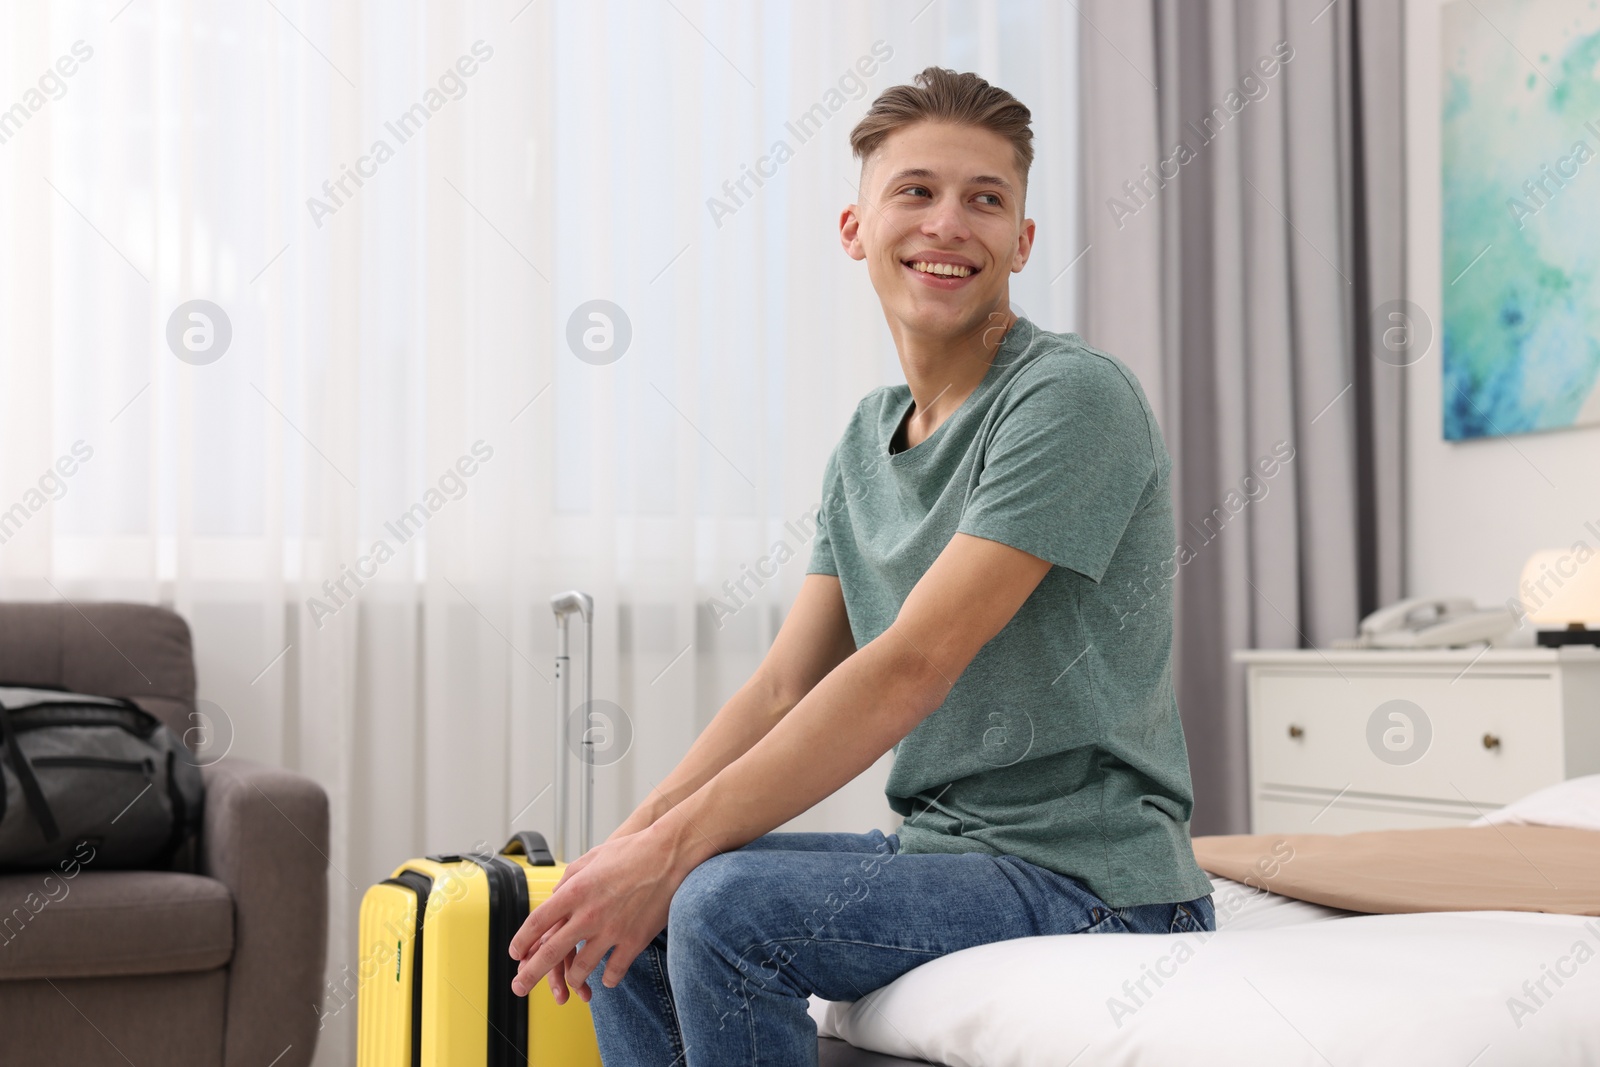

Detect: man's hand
[508, 826, 689, 1001]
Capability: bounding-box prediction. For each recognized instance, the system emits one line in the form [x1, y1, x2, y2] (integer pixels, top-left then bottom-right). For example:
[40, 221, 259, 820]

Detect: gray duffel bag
[0, 686, 204, 870]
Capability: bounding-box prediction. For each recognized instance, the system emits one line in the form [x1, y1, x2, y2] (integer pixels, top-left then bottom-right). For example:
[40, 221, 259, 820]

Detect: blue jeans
[586, 829, 1214, 1066]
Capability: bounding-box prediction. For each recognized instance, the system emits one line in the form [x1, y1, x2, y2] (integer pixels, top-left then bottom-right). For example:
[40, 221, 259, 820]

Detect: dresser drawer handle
[1483, 733, 1501, 751]
[1288, 724, 1304, 739]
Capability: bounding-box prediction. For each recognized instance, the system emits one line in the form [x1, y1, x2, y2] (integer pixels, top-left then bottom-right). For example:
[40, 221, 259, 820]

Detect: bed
[808, 775, 1600, 1066]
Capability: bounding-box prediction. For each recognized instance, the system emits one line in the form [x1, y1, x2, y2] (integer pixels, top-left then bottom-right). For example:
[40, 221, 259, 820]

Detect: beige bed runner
[1192, 825, 1600, 916]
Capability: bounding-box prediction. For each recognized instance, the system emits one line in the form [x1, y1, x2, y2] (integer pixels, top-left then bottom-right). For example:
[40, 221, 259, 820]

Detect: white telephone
[1333, 596, 1517, 650]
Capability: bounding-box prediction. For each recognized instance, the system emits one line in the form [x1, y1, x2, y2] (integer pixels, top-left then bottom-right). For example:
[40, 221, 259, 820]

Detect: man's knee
[667, 854, 806, 1022]
[669, 851, 754, 938]
[668, 851, 802, 975]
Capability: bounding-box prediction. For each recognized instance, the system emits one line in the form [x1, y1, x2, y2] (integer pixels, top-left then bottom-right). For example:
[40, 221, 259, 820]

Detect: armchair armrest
[201, 759, 329, 1067]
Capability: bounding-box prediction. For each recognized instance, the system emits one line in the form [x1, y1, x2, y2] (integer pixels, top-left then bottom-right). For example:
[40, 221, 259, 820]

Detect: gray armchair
[0, 602, 328, 1067]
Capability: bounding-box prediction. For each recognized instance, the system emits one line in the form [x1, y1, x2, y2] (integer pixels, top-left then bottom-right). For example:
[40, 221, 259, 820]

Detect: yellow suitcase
[356, 833, 602, 1066]
[358, 591, 603, 1066]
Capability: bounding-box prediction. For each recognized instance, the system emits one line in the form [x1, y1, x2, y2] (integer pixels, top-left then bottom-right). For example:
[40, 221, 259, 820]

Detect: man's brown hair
[849, 66, 1035, 188]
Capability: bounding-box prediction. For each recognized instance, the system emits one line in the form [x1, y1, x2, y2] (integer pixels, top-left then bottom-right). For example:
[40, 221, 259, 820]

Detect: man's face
[840, 120, 1034, 340]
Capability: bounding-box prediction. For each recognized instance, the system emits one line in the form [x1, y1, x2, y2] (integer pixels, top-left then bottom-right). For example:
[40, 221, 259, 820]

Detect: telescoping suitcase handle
[550, 590, 594, 863]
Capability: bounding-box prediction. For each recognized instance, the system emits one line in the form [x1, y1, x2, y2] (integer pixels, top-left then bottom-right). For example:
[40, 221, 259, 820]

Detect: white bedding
[808, 775, 1600, 1066]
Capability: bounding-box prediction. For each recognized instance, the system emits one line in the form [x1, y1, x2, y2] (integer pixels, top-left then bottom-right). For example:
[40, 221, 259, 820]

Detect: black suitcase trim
[380, 869, 433, 1067]
[466, 854, 531, 1067]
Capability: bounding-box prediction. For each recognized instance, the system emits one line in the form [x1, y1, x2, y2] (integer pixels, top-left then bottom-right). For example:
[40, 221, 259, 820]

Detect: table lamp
[1519, 548, 1600, 647]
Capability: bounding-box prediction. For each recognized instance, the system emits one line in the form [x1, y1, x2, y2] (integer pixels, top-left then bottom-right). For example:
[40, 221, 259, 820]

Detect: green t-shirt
[805, 318, 1213, 908]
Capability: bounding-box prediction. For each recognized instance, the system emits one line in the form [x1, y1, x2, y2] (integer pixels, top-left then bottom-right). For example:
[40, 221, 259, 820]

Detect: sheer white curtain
[0, 1, 1076, 1061]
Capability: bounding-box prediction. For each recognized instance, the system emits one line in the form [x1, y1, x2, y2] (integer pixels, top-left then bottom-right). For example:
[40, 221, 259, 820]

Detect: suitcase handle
[551, 590, 594, 863]
[501, 831, 556, 866]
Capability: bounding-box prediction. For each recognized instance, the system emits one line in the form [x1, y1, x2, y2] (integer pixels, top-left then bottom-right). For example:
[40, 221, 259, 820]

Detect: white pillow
[1468, 772, 1600, 831]
[1208, 875, 1357, 930]
[812, 911, 1600, 1067]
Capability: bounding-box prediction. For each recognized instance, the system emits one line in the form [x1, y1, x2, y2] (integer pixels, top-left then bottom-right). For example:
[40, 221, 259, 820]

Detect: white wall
[1405, 0, 1600, 630]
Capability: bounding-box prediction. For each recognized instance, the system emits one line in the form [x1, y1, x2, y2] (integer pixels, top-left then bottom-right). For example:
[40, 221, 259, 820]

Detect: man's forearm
[608, 671, 798, 840]
[648, 633, 946, 876]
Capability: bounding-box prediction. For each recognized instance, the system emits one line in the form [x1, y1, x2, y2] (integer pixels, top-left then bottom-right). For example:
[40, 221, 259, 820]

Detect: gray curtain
[1077, 0, 1407, 835]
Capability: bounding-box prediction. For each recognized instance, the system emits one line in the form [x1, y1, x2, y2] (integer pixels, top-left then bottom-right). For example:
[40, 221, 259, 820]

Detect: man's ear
[840, 205, 867, 261]
[1011, 216, 1037, 273]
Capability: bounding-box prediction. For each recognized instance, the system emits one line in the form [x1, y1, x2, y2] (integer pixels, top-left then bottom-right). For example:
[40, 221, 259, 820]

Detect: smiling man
[509, 67, 1216, 1067]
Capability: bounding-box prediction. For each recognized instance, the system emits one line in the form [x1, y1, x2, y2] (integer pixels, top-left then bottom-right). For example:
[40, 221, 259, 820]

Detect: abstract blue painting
[1441, 0, 1600, 440]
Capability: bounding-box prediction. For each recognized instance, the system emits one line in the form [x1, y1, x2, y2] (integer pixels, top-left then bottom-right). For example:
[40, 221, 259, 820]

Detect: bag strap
[0, 696, 61, 842]
[500, 831, 555, 866]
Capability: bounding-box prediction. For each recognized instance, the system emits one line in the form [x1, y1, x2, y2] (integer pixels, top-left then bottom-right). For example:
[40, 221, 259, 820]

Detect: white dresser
[1234, 648, 1600, 834]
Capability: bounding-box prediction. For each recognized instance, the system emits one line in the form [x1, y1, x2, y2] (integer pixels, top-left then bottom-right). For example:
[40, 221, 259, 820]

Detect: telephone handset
[1333, 596, 1516, 649]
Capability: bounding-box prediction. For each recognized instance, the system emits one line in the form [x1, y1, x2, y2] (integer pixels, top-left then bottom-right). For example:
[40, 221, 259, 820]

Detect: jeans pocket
[1168, 903, 1201, 934]
[1081, 905, 1130, 935]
